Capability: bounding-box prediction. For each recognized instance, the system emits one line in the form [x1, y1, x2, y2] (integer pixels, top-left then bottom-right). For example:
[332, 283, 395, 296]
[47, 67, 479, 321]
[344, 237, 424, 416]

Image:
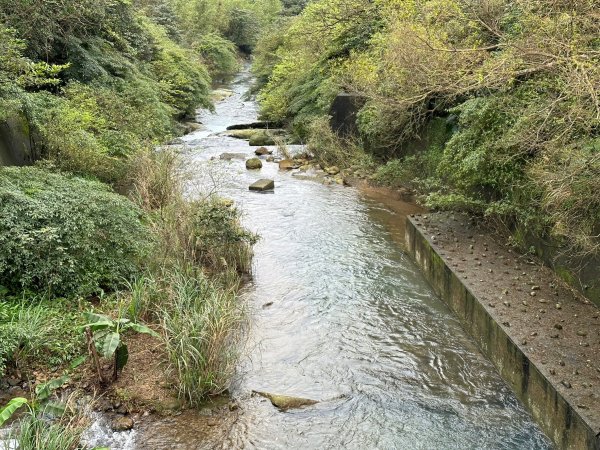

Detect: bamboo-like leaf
[127, 322, 160, 338]
[102, 332, 121, 359]
[115, 344, 129, 372]
[0, 397, 28, 427]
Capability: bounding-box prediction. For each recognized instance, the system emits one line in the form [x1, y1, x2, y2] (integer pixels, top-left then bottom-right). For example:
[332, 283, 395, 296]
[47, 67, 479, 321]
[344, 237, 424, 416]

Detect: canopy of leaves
[255, 0, 600, 255]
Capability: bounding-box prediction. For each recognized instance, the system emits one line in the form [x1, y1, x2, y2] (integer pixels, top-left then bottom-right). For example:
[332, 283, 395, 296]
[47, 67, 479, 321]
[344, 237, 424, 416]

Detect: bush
[0, 167, 151, 297]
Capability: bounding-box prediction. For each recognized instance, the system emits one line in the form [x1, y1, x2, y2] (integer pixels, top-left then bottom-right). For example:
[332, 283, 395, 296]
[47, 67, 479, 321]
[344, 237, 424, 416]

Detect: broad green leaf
[35, 375, 69, 401]
[102, 332, 121, 359]
[83, 312, 111, 323]
[127, 322, 160, 338]
[69, 355, 87, 370]
[115, 344, 129, 372]
[117, 318, 131, 325]
[0, 397, 28, 427]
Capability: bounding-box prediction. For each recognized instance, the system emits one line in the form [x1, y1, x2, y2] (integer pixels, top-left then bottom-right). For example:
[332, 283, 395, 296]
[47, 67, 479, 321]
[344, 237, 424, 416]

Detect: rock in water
[249, 131, 276, 146]
[255, 147, 273, 156]
[249, 179, 275, 191]
[111, 416, 134, 431]
[253, 391, 318, 411]
[278, 159, 299, 170]
[246, 158, 263, 170]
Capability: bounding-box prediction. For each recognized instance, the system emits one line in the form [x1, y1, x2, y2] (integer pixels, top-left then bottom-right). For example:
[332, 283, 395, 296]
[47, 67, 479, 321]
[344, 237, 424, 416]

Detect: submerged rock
[253, 391, 318, 411]
[249, 179, 275, 191]
[220, 153, 246, 161]
[246, 158, 263, 170]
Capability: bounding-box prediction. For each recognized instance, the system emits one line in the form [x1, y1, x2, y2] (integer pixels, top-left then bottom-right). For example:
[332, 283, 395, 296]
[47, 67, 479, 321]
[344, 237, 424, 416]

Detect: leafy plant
[0, 167, 152, 297]
[82, 312, 158, 382]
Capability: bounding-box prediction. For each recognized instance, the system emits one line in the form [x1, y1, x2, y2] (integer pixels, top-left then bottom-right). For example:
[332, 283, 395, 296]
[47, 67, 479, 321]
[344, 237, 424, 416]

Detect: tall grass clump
[8, 414, 82, 450]
[161, 269, 245, 404]
[0, 299, 83, 376]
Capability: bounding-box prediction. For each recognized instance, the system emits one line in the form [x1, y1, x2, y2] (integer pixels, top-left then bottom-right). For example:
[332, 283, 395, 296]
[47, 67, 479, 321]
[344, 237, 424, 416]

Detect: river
[103, 68, 552, 449]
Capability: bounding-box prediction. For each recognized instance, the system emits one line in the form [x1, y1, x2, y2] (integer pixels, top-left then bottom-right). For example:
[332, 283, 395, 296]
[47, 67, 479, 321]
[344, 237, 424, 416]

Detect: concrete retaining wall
[405, 218, 599, 450]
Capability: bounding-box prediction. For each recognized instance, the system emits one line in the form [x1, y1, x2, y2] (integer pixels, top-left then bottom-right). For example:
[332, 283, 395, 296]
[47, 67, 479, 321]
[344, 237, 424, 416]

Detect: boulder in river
[249, 179, 275, 191]
[253, 391, 318, 411]
[246, 158, 263, 170]
[279, 159, 299, 170]
[227, 129, 256, 140]
[249, 131, 276, 147]
[255, 147, 273, 156]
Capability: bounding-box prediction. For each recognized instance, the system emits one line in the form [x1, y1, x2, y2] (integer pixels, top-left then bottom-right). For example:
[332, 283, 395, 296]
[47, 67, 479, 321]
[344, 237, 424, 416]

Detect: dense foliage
[0, 167, 150, 297]
[255, 0, 600, 255]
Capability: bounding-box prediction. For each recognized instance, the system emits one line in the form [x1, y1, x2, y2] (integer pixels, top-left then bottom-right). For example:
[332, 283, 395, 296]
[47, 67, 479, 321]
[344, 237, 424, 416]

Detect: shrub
[0, 167, 151, 297]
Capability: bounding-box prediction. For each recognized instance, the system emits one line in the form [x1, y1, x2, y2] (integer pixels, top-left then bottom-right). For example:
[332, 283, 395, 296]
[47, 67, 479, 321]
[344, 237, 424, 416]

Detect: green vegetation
[0, 1, 277, 443]
[83, 312, 159, 382]
[0, 167, 150, 297]
[255, 0, 600, 257]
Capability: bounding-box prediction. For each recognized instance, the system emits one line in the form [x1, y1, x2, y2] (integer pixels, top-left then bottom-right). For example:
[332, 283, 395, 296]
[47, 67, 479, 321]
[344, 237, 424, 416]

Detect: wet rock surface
[410, 212, 600, 432]
[252, 391, 319, 411]
[245, 157, 263, 170]
[111, 416, 135, 431]
[249, 179, 274, 191]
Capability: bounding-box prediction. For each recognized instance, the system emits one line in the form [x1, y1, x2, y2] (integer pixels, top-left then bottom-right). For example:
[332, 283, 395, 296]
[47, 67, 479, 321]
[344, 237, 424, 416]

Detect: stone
[111, 416, 134, 432]
[253, 391, 318, 411]
[266, 156, 275, 162]
[249, 131, 276, 146]
[279, 159, 299, 170]
[246, 158, 263, 170]
[249, 179, 275, 191]
[325, 166, 340, 176]
[220, 153, 246, 161]
[255, 147, 272, 156]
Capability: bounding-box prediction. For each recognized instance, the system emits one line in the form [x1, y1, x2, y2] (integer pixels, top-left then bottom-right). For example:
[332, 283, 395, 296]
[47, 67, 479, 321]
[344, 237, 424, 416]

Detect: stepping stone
[249, 179, 275, 191]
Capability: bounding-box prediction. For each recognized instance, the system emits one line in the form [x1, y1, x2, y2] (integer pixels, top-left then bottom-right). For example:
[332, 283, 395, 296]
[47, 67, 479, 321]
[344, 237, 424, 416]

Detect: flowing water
[101, 68, 552, 449]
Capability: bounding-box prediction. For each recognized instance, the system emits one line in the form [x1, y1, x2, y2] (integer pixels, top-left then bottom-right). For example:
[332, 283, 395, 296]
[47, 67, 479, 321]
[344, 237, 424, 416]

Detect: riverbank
[406, 212, 600, 450]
